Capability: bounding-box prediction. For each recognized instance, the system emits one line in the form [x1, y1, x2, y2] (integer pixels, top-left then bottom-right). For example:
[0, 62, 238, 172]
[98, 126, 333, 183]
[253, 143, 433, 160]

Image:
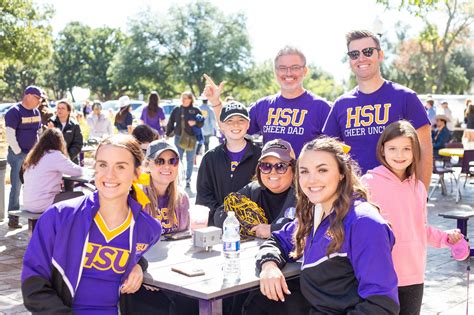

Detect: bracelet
[210, 101, 222, 108]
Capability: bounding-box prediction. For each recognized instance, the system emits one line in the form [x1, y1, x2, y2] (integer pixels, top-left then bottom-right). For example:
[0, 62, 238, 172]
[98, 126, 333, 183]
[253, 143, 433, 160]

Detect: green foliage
[0, 0, 53, 99]
[109, 1, 252, 99]
[53, 22, 93, 101]
[304, 64, 344, 103]
[382, 0, 473, 94]
[87, 27, 124, 100]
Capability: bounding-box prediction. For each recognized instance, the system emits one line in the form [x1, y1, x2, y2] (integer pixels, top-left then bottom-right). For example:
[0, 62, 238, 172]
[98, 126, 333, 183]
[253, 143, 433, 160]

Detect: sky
[36, 0, 423, 83]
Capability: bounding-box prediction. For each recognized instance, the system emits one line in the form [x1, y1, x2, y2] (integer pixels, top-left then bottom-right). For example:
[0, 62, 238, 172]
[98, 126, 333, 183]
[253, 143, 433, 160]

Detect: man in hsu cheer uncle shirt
[203, 45, 331, 157]
[323, 30, 432, 190]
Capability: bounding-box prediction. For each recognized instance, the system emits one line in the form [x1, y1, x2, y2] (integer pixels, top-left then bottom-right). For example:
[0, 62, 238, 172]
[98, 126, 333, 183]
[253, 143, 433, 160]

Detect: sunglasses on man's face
[155, 157, 179, 166]
[258, 162, 291, 174]
[347, 47, 380, 60]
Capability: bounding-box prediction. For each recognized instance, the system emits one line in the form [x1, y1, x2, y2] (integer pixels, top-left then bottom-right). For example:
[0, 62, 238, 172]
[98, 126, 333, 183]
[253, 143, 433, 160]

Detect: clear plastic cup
[189, 205, 210, 231]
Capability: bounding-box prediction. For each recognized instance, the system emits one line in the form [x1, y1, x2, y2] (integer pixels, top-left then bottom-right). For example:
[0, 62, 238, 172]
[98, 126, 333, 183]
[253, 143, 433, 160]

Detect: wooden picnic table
[143, 238, 301, 315]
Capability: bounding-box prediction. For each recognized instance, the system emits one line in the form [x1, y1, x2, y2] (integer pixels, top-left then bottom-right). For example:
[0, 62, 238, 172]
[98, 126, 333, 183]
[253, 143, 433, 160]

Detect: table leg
[455, 175, 462, 203]
[457, 219, 468, 237]
[199, 298, 222, 315]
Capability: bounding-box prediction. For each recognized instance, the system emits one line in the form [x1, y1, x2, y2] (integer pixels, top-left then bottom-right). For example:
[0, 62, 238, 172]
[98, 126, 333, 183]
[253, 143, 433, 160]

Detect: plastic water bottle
[222, 211, 240, 282]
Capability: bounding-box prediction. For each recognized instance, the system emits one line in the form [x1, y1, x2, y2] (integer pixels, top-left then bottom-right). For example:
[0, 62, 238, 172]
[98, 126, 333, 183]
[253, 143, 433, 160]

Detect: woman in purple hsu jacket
[256, 136, 400, 315]
[21, 135, 162, 315]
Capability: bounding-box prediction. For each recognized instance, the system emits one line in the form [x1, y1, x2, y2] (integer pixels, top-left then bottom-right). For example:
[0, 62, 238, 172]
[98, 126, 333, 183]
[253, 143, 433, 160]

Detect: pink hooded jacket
[362, 165, 448, 286]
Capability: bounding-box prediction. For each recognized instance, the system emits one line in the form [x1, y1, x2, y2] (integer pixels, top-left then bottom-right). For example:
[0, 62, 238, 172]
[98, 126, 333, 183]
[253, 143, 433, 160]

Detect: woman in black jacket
[50, 100, 83, 165]
[166, 91, 203, 188]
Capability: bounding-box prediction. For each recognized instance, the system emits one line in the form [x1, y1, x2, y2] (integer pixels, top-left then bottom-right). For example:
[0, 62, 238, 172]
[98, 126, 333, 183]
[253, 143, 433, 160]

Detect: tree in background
[110, 1, 251, 98]
[379, 0, 473, 94]
[52, 22, 93, 101]
[0, 0, 53, 100]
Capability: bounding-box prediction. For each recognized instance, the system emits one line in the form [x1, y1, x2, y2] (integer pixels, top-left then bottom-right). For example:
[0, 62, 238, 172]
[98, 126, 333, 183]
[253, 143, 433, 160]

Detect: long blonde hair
[290, 137, 368, 259]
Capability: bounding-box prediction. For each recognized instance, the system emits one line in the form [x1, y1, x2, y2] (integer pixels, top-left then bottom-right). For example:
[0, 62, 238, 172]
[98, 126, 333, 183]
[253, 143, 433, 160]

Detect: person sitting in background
[214, 139, 297, 239]
[115, 95, 133, 134]
[87, 101, 114, 139]
[140, 91, 166, 136]
[432, 114, 451, 158]
[196, 102, 261, 226]
[438, 101, 454, 131]
[132, 124, 159, 153]
[21, 128, 84, 213]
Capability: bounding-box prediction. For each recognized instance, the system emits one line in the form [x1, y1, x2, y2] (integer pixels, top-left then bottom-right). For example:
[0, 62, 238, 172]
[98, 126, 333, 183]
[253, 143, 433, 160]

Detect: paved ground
[0, 165, 473, 314]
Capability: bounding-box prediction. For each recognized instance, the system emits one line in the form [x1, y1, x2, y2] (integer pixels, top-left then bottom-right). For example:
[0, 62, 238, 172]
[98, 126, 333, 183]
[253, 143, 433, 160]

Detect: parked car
[102, 100, 145, 114]
[0, 103, 15, 116]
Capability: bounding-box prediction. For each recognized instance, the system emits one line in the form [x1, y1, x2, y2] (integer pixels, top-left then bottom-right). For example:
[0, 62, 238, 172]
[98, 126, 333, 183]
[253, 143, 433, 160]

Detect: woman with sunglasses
[131, 139, 197, 315]
[141, 139, 190, 234]
[22, 135, 162, 314]
[214, 139, 297, 239]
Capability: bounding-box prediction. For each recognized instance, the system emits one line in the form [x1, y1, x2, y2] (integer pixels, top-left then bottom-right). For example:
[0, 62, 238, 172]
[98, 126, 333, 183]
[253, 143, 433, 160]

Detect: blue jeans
[7, 147, 26, 211]
[174, 135, 195, 182]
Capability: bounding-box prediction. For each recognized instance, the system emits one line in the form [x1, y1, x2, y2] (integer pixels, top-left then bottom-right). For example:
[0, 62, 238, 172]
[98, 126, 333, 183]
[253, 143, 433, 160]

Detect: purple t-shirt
[226, 143, 248, 173]
[5, 103, 41, 153]
[323, 81, 429, 174]
[155, 195, 179, 235]
[140, 106, 166, 135]
[73, 211, 132, 314]
[248, 91, 330, 156]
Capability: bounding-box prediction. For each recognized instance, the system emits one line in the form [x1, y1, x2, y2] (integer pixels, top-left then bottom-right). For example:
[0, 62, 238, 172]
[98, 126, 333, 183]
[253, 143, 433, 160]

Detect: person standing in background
[5, 86, 44, 228]
[425, 99, 436, 127]
[50, 100, 84, 165]
[197, 98, 217, 155]
[140, 91, 166, 137]
[438, 101, 455, 131]
[86, 101, 114, 139]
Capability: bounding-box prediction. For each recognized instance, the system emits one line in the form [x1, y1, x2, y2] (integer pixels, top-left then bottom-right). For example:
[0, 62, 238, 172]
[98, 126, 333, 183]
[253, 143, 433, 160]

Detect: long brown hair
[147, 91, 160, 118]
[22, 128, 68, 171]
[290, 137, 368, 259]
[376, 120, 420, 180]
[144, 151, 181, 226]
[115, 105, 131, 124]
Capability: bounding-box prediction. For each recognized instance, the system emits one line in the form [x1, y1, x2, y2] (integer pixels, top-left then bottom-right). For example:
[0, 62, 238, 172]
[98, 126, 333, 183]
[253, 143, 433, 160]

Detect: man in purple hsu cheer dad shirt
[5, 85, 45, 228]
[323, 30, 432, 190]
[203, 45, 331, 157]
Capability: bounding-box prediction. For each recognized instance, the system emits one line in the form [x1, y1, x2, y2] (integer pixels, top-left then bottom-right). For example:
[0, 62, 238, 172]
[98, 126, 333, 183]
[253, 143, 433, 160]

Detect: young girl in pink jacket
[361, 120, 468, 315]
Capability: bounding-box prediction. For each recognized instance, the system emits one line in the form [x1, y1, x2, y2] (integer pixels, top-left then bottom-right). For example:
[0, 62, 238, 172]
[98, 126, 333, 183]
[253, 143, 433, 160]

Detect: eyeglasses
[275, 65, 305, 74]
[155, 157, 179, 166]
[346, 47, 380, 60]
[258, 162, 291, 174]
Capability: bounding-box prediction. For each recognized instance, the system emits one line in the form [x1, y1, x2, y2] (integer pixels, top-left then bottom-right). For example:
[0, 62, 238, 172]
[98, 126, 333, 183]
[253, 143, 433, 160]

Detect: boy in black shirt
[196, 101, 261, 225]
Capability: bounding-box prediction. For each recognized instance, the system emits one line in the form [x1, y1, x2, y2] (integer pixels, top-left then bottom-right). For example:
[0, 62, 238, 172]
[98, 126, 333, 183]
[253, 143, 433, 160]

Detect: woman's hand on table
[251, 224, 271, 239]
[121, 264, 143, 294]
[259, 261, 291, 302]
